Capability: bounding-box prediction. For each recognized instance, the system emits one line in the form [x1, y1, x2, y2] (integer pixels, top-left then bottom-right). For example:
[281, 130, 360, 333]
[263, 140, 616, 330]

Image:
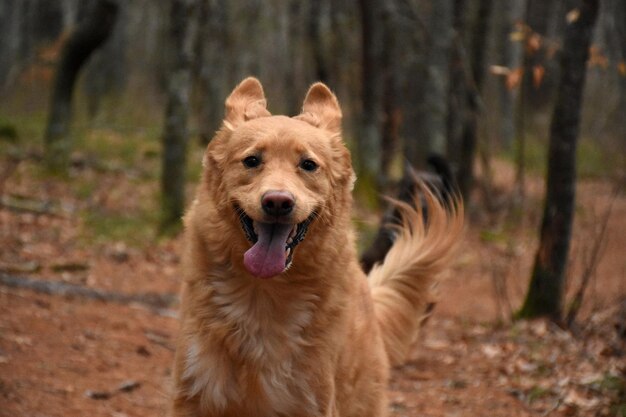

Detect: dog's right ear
[295, 83, 342, 133]
[223, 77, 271, 130]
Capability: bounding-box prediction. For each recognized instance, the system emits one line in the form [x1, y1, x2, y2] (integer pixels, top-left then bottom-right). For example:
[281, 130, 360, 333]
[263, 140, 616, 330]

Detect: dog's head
[203, 78, 354, 278]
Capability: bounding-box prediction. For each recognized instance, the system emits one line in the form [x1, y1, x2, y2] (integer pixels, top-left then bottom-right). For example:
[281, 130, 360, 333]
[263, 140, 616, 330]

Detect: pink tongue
[243, 223, 293, 278]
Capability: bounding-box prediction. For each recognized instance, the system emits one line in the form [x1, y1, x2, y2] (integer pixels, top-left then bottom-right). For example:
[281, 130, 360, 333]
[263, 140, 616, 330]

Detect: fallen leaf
[85, 390, 112, 400]
[563, 389, 600, 409]
[481, 344, 500, 359]
[117, 380, 141, 393]
[490, 65, 511, 76]
[566, 8, 580, 23]
[532, 66, 546, 88]
[516, 358, 538, 373]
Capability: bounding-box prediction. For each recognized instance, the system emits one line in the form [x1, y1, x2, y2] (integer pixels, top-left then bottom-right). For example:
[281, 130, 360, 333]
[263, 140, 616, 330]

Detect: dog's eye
[300, 159, 318, 172]
[242, 156, 261, 168]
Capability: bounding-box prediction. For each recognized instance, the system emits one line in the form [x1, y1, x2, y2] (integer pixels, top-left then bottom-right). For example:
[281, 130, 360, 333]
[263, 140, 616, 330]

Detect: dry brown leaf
[423, 338, 451, 350]
[526, 33, 542, 54]
[533, 65, 546, 88]
[529, 320, 548, 337]
[618, 61, 626, 77]
[506, 68, 524, 91]
[481, 344, 501, 359]
[566, 8, 580, 24]
[563, 389, 600, 409]
[589, 45, 609, 69]
[490, 65, 511, 76]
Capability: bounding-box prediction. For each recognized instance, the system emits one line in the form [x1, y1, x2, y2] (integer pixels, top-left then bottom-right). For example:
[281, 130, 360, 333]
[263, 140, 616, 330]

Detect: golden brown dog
[170, 78, 463, 417]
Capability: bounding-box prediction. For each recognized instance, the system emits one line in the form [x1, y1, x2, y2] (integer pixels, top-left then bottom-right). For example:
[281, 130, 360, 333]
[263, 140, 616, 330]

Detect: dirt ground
[0, 158, 624, 417]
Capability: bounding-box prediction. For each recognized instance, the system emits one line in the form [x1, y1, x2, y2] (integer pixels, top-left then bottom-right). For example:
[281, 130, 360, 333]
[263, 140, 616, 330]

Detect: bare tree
[160, 0, 198, 232]
[194, 0, 229, 144]
[456, 0, 493, 199]
[357, 0, 385, 190]
[493, 0, 526, 151]
[412, 0, 454, 167]
[43, 0, 118, 171]
[446, 0, 468, 181]
[379, 3, 401, 188]
[518, 0, 599, 321]
[307, 0, 330, 84]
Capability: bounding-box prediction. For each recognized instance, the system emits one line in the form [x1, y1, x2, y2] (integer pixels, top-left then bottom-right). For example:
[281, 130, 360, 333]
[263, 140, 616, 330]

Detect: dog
[170, 77, 463, 417]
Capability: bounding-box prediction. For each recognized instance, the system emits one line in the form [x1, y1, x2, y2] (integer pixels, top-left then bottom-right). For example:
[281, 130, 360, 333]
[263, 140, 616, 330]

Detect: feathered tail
[368, 182, 464, 366]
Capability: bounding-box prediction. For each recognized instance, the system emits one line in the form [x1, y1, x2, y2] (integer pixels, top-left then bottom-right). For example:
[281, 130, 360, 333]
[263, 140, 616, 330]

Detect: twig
[0, 272, 178, 312]
[0, 196, 63, 217]
[565, 186, 618, 327]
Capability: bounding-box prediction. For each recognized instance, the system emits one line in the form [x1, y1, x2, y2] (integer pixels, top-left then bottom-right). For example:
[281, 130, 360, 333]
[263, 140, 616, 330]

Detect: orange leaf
[588, 45, 608, 68]
[526, 33, 542, 54]
[506, 68, 523, 91]
[566, 8, 580, 23]
[618, 61, 626, 77]
[532, 65, 545, 88]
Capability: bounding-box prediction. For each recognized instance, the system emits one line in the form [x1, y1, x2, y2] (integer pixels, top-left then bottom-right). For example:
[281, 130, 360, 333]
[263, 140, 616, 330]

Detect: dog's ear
[224, 77, 271, 129]
[295, 83, 342, 133]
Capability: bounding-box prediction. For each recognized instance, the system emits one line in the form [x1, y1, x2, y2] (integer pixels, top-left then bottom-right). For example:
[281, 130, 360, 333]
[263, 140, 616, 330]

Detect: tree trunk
[494, 0, 526, 151]
[0, 0, 25, 91]
[379, 18, 400, 190]
[83, 2, 129, 120]
[160, 0, 197, 232]
[606, 0, 626, 145]
[308, 0, 331, 85]
[412, 0, 454, 167]
[43, 0, 118, 171]
[284, 0, 304, 116]
[456, 0, 492, 199]
[357, 0, 384, 191]
[446, 0, 467, 180]
[194, 0, 229, 144]
[518, 0, 599, 321]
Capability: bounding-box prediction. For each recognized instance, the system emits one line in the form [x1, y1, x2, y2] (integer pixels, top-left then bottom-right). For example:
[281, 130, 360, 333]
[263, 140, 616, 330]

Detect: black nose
[262, 191, 295, 216]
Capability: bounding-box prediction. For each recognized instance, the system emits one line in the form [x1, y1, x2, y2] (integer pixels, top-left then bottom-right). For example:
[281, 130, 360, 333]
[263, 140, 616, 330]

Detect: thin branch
[0, 273, 178, 314]
[565, 186, 619, 327]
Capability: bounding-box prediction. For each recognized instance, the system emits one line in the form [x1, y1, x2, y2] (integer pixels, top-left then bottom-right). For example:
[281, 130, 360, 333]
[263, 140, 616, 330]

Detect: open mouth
[235, 206, 316, 278]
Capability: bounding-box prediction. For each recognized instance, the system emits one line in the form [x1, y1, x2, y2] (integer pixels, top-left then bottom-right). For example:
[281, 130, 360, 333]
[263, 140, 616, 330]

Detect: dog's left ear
[224, 77, 271, 130]
[295, 83, 342, 133]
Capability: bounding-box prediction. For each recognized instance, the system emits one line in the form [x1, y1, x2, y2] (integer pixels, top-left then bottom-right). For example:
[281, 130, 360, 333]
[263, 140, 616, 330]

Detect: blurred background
[0, 0, 623, 188]
[0, 1, 624, 416]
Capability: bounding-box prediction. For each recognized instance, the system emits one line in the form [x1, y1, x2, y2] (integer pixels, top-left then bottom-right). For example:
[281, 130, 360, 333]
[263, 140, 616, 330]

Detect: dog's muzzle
[235, 206, 316, 278]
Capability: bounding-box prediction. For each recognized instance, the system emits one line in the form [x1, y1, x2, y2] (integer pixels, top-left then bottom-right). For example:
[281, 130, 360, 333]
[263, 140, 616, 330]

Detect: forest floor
[0, 147, 624, 416]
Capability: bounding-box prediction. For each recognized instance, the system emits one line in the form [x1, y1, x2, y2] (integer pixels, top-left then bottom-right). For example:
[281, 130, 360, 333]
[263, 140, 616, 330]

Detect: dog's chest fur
[183, 277, 321, 415]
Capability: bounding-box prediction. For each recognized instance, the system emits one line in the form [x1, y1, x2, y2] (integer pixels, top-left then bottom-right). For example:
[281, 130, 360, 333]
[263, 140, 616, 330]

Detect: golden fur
[170, 78, 464, 417]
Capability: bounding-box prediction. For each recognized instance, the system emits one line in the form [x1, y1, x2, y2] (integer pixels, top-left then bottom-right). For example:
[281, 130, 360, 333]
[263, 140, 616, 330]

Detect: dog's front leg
[170, 344, 206, 417]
